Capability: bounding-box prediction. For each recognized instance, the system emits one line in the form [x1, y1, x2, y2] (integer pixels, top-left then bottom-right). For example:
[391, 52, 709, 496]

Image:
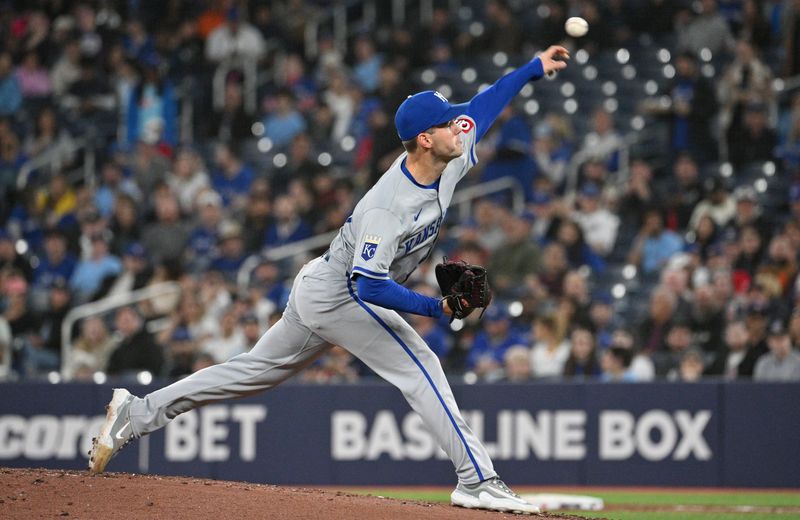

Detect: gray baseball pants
[128, 257, 495, 484]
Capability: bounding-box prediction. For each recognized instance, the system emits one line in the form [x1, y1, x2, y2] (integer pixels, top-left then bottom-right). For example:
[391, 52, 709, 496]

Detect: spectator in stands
[488, 211, 541, 297]
[600, 346, 635, 382]
[69, 233, 122, 302]
[15, 50, 52, 99]
[241, 179, 272, 253]
[735, 0, 771, 51]
[352, 35, 382, 93]
[718, 39, 775, 147]
[205, 7, 266, 63]
[738, 302, 770, 377]
[688, 284, 726, 355]
[96, 242, 152, 300]
[733, 224, 765, 280]
[211, 142, 253, 210]
[754, 320, 800, 381]
[648, 52, 718, 162]
[502, 345, 532, 382]
[161, 293, 218, 348]
[689, 177, 736, 231]
[477, 0, 523, 55]
[467, 305, 523, 379]
[0, 51, 22, 117]
[530, 313, 570, 379]
[472, 199, 506, 253]
[61, 56, 116, 128]
[50, 39, 81, 97]
[789, 310, 800, 348]
[618, 158, 656, 234]
[669, 348, 705, 381]
[207, 81, 252, 144]
[263, 194, 312, 248]
[126, 55, 178, 148]
[240, 310, 263, 349]
[729, 186, 771, 239]
[185, 190, 223, 273]
[782, 0, 800, 77]
[106, 305, 164, 377]
[209, 221, 248, 283]
[554, 218, 605, 273]
[707, 319, 750, 378]
[573, 182, 619, 257]
[141, 191, 191, 264]
[38, 276, 71, 359]
[263, 89, 307, 149]
[588, 292, 617, 350]
[280, 134, 317, 191]
[628, 209, 684, 275]
[534, 242, 569, 297]
[480, 106, 536, 203]
[164, 326, 198, 378]
[108, 194, 141, 256]
[687, 215, 718, 261]
[167, 148, 209, 214]
[562, 327, 601, 380]
[249, 260, 289, 311]
[0, 230, 32, 281]
[676, 0, 734, 57]
[24, 107, 76, 171]
[578, 108, 623, 172]
[64, 315, 115, 380]
[36, 173, 77, 229]
[655, 321, 696, 376]
[32, 228, 77, 295]
[532, 114, 574, 189]
[637, 286, 678, 355]
[727, 100, 778, 168]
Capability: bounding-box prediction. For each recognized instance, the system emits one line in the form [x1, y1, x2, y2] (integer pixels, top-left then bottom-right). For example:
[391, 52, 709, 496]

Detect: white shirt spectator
[206, 22, 266, 63]
[530, 340, 571, 378]
[203, 329, 248, 363]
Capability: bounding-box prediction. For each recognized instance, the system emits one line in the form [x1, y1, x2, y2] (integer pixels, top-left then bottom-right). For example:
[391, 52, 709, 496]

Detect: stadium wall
[1, 382, 798, 487]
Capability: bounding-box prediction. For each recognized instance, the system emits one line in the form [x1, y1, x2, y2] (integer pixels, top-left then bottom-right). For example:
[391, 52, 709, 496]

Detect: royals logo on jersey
[361, 235, 382, 261]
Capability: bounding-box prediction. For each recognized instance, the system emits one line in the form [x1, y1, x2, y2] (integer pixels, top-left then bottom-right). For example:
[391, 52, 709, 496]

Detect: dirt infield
[0, 468, 602, 520]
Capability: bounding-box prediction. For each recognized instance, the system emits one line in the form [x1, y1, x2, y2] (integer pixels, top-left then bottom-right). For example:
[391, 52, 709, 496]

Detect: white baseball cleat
[451, 476, 540, 514]
[88, 388, 135, 474]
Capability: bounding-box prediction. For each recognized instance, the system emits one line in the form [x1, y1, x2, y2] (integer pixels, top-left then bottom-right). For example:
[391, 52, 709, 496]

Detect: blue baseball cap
[394, 91, 466, 141]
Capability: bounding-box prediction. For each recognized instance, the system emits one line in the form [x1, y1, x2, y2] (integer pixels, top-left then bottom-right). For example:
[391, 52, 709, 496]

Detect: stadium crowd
[1, 0, 800, 384]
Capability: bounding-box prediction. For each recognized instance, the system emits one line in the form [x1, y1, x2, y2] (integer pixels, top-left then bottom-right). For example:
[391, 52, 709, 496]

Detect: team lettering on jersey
[402, 217, 443, 255]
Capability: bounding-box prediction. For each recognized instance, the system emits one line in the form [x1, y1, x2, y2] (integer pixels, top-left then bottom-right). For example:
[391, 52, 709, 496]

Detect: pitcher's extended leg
[128, 308, 328, 436]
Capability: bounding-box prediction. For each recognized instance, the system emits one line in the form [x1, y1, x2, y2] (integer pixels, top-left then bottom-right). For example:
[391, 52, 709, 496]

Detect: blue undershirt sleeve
[465, 57, 545, 141]
[356, 275, 443, 319]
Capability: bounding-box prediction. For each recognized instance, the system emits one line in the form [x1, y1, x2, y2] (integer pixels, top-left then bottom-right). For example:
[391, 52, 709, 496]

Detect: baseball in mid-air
[565, 17, 589, 38]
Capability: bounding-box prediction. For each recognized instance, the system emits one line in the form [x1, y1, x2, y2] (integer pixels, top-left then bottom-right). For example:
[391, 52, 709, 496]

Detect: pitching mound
[1, 467, 604, 520]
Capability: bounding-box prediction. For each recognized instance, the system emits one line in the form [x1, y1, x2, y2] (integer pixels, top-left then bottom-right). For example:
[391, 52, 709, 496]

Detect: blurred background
[0, 0, 799, 389]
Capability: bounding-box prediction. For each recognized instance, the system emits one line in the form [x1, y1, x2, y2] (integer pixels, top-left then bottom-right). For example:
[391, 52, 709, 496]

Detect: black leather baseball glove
[435, 258, 492, 322]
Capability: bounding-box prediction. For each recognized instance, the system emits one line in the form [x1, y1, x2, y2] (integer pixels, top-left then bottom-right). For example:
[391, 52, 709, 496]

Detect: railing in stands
[60, 282, 182, 379]
[236, 176, 523, 293]
[16, 136, 95, 191]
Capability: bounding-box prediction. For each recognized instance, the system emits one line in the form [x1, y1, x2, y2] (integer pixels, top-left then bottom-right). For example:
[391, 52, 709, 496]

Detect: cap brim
[433, 103, 468, 127]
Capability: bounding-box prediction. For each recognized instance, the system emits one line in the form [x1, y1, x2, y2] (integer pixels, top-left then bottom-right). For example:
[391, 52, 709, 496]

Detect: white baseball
[565, 17, 589, 38]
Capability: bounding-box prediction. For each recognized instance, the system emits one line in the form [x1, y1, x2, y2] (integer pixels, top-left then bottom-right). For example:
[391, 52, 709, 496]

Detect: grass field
[342, 487, 800, 520]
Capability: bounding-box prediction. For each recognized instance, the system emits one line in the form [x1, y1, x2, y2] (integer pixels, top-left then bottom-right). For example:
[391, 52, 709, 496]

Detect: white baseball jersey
[325, 115, 478, 284]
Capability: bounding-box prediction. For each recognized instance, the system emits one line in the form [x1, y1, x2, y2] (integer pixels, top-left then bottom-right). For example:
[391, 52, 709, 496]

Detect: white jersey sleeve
[350, 207, 403, 280]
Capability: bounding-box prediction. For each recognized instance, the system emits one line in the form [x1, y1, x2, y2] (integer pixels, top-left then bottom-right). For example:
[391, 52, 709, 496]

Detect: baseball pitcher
[89, 45, 570, 514]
